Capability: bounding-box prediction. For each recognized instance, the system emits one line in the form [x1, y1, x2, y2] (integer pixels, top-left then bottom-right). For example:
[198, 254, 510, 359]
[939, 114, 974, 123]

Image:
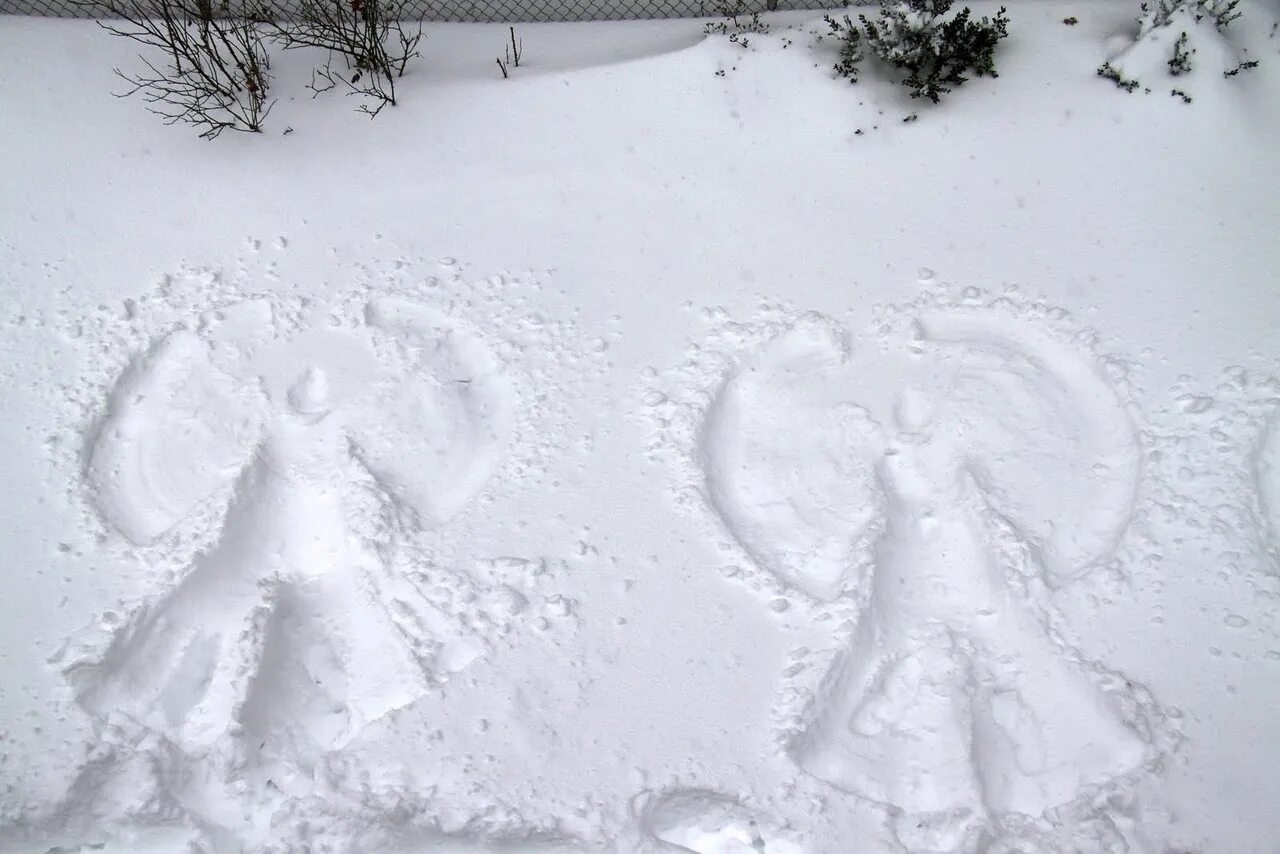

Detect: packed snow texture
[2, 2, 1280, 853]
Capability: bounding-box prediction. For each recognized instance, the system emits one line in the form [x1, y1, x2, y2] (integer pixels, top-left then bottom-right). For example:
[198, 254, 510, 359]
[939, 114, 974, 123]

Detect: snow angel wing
[701, 314, 885, 601]
[349, 298, 516, 530]
[86, 329, 265, 545]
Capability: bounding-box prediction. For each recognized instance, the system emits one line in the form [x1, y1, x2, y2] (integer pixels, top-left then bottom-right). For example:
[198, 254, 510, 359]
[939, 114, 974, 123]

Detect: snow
[1, 3, 1279, 852]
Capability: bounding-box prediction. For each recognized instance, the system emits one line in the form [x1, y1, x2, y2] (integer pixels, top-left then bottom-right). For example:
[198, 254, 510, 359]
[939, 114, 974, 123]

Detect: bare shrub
[270, 0, 423, 116]
[93, 0, 274, 139]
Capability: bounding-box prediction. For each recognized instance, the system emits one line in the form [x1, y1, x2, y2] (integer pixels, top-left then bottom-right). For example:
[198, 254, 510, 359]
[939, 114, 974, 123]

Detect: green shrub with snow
[1137, 0, 1241, 35]
[1099, 0, 1260, 99]
[825, 0, 1010, 103]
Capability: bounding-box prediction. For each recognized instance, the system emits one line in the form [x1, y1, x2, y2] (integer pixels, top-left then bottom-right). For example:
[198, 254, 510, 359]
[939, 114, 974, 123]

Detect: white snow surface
[2, 4, 1280, 853]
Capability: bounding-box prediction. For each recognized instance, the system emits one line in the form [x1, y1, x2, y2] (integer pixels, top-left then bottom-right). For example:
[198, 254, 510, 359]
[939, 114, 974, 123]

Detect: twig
[508, 26, 522, 68]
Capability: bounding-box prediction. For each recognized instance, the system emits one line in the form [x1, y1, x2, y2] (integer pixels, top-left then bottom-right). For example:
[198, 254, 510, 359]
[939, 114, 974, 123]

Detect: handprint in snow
[65, 297, 514, 774]
[701, 311, 1152, 849]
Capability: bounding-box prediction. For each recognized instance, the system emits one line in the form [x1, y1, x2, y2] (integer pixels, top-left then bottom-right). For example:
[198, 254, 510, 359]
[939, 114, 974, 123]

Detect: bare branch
[267, 0, 423, 114]
[87, 0, 273, 139]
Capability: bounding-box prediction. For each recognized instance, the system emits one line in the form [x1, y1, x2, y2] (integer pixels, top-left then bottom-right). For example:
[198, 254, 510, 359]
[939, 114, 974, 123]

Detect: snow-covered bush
[1099, 0, 1259, 96]
[825, 14, 865, 80]
[93, 0, 273, 139]
[1167, 31, 1193, 74]
[269, 0, 422, 116]
[1096, 61, 1141, 92]
[825, 0, 1010, 103]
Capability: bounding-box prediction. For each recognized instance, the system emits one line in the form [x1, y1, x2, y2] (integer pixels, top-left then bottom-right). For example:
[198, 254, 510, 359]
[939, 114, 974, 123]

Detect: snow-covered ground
[1, 3, 1279, 852]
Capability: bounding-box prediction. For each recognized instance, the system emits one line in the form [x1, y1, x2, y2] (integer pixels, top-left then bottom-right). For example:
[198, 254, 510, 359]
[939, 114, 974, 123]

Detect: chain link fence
[1, 0, 840, 21]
